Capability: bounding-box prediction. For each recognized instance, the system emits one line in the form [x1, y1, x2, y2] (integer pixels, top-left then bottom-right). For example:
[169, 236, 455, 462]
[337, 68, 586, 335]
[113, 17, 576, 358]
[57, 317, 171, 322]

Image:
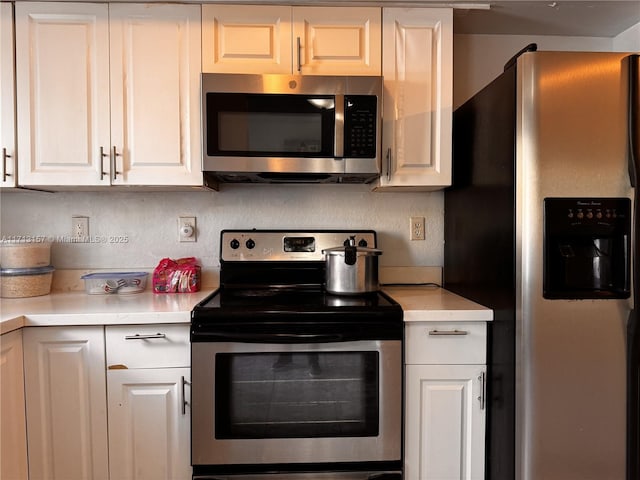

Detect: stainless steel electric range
[191, 230, 403, 480]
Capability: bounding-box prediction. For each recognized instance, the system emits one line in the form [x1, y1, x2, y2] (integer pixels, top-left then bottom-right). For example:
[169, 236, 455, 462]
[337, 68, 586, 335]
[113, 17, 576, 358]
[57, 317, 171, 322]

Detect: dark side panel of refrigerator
[444, 63, 517, 480]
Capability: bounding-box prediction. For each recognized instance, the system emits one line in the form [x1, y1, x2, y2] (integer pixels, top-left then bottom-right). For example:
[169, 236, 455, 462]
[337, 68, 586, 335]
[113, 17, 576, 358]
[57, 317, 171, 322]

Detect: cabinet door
[377, 8, 452, 190]
[23, 326, 109, 480]
[0, 330, 28, 480]
[202, 4, 292, 74]
[293, 7, 381, 76]
[107, 368, 191, 480]
[109, 3, 203, 186]
[0, 3, 16, 187]
[15, 2, 111, 187]
[405, 364, 486, 480]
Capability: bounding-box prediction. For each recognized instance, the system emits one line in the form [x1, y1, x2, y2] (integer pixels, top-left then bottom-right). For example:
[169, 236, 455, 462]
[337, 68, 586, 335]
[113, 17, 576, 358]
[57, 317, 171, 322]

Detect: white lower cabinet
[107, 368, 191, 480]
[23, 326, 110, 480]
[106, 325, 191, 480]
[22, 324, 191, 480]
[1, 329, 28, 480]
[404, 322, 487, 480]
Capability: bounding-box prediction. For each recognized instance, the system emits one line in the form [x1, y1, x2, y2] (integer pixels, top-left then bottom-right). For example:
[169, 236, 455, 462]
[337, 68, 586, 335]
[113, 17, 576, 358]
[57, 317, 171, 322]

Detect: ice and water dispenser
[544, 198, 631, 299]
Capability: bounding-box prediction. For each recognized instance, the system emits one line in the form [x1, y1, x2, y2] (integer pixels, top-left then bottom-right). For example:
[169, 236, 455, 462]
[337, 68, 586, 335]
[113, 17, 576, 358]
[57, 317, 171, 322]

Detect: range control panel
[220, 230, 376, 262]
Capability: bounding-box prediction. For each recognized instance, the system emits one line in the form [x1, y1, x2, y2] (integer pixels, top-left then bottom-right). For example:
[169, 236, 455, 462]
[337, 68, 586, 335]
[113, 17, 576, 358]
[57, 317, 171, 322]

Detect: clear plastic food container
[81, 272, 148, 295]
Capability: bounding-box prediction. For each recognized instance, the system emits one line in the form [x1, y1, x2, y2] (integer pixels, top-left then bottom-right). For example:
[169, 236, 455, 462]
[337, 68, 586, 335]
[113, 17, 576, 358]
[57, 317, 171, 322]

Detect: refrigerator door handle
[627, 54, 640, 189]
[626, 53, 640, 480]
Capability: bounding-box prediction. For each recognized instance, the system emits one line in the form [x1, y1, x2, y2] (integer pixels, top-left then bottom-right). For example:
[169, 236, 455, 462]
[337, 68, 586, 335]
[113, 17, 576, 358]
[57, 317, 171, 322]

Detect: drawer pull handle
[428, 329, 469, 336]
[124, 333, 166, 340]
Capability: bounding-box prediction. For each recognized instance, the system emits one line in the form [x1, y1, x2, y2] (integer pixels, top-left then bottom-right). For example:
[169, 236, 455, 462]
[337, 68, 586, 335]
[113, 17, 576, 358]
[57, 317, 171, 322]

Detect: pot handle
[343, 235, 358, 265]
[345, 245, 357, 265]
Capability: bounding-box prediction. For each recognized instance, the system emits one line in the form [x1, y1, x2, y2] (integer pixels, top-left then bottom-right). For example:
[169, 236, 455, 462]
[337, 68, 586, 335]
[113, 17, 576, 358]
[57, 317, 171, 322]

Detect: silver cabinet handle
[2, 147, 11, 181]
[181, 376, 191, 415]
[124, 333, 167, 340]
[296, 36, 302, 72]
[112, 146, 122, 180]
[386, 147, 391, 181]
[428, 329, 469, 336]
[99, 146, 108, 180]
[478, 371, 486, 410]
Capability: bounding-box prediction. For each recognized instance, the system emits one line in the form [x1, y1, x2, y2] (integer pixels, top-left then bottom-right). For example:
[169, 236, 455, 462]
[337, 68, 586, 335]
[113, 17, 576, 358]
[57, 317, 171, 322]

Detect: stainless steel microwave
[201, 74, 382, 184]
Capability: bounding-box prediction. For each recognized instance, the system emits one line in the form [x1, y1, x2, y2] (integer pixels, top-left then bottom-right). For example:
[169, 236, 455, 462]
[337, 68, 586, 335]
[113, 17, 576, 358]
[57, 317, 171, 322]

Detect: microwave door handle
[335, 94, 344, 158]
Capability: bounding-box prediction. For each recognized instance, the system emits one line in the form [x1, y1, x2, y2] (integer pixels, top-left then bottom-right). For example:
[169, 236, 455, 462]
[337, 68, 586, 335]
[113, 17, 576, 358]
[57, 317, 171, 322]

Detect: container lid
[81, 271, 149, 279]
[0, 239, 52, 247]
[0, 265, 55, 276]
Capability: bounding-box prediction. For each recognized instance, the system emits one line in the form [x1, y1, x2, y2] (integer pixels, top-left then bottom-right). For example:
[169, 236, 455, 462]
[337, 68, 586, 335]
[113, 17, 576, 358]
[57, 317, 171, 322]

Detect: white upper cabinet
[108, 4, 202, 186]
[376, 8, 453, 191]
[15, 2, 203, 188]
[0, 3, 17, 188]
[15, 2, 111, 187]
[202, 5, 381, 75]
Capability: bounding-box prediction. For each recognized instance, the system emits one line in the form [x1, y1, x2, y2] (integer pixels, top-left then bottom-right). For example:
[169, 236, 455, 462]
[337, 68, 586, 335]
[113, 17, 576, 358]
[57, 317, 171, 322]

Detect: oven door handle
[192, 331, 345, 344]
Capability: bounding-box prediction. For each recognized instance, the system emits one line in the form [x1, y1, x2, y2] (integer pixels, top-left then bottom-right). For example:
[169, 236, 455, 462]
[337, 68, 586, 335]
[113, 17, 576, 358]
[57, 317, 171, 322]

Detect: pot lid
[322, 235, 382, 256]
[322, 245, 382, 256]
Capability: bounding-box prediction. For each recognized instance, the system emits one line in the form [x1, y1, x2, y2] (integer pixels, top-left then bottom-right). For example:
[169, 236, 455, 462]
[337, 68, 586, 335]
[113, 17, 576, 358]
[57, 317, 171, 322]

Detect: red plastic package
[153, 257, 201, 293]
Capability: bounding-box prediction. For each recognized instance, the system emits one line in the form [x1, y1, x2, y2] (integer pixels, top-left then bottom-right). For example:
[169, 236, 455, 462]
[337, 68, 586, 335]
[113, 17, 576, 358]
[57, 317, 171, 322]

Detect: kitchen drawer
[405, 322, 486, 365]
[106, 324, 189, 369]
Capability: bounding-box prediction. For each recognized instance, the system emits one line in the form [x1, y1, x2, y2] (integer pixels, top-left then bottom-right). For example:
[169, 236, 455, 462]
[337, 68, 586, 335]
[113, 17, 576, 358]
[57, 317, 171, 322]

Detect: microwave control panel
[344, 95, 377, 158]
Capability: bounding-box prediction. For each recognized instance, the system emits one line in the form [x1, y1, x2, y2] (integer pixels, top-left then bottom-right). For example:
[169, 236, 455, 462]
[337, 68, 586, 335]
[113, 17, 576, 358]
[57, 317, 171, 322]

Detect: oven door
[191, 338, 401, 467]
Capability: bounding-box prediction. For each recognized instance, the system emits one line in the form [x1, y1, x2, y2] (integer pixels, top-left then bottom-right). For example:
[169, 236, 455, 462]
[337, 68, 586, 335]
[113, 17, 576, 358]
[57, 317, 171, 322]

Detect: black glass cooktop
[191, 287, 403, 323]
[202, 288, 397, 309]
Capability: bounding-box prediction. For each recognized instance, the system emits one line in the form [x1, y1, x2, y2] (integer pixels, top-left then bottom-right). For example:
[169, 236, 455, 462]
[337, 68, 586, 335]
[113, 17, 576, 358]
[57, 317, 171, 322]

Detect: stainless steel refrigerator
[444, 47, 639, 480]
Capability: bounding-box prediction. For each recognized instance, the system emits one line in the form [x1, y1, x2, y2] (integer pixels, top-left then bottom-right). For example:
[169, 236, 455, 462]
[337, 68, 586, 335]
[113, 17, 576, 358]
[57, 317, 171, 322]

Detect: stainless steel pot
[322, 236, 382, 295]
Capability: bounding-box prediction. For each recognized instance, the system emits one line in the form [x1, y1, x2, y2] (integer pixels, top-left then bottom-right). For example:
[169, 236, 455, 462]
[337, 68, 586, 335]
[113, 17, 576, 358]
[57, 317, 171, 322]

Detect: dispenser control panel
[543, 197, 631, 299]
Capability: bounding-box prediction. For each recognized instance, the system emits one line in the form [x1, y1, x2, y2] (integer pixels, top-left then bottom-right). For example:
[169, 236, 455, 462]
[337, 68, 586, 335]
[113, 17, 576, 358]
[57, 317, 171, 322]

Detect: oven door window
[215, 351, 378, 439]
[206, 93, 335, 157]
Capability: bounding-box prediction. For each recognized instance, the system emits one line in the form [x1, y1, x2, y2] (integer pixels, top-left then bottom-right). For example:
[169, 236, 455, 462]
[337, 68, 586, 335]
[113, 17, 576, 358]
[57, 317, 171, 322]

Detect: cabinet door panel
[15, 2, 110, 186]
[23, 326, 109, 480]
[202, 5, 292, 74]
[293, 7, 381, 75]
[405, 364, 485, 480]
[109, 3, 202, 186]
[108, 368, 191, 480]
[378, 8, 452, 190]
[0, 3, 16, 187]
[0, 330, 28, 480]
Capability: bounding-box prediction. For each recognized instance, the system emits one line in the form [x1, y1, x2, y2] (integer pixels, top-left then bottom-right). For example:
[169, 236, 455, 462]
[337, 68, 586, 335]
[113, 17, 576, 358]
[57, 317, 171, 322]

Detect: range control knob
[230, 239, 240, 249]
[246, 239, 256, 249]
[358, 239, 368, 247]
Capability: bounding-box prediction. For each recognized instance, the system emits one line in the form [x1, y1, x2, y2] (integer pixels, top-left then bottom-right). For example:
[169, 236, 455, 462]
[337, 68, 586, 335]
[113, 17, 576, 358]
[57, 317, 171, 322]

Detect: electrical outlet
[179, 216, 197, 242]
[410, 216, 425, 241]
[72, 216, 89, 241]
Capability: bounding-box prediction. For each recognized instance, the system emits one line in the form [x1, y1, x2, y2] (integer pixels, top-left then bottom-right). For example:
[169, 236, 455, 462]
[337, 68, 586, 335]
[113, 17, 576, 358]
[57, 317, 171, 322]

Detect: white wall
[0, 186, 442, 270]
[613, 21, 640, 51]
[453, 34, 613, 108]
[454, 22, 640, 108]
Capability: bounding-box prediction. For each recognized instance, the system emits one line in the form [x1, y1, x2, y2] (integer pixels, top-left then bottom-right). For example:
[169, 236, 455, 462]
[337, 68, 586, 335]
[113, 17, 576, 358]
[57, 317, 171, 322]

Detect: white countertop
[0, 286, 492, 335]
[0, 290, 215, 334]
[382, 286, 493, 322]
